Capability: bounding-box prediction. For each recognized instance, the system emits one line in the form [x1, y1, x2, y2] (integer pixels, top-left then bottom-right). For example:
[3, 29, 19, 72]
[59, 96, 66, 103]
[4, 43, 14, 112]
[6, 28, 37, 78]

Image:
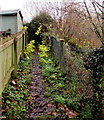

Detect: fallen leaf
[57, 103, 62, 108]
[30, 82, 36, 86]
[34, 94, 40, 99]
[33, 100, 37, 103]
[52, 112, 58, 116]
[12, 80, 16, 85]
[30, 86, 37, 90]
[65, 108, 79, 118]
[47, 104, 53, 107]
[10, 99, 17, 104]
[47, 112, 52, 115]
[33, 109, 38, 113]
[2, 106, 10, 112]
[13, 116, 17, 119]
[31, 93, 40, 98]
[57, 103, 65, 111]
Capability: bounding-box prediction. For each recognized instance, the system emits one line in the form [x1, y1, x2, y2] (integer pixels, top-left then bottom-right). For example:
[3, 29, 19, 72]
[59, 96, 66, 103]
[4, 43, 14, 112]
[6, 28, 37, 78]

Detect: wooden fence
[0, 31, 28, 94]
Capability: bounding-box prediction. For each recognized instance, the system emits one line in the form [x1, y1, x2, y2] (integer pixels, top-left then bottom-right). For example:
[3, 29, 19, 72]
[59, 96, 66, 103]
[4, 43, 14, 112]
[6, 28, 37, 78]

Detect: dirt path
[26, 48, 54, 119]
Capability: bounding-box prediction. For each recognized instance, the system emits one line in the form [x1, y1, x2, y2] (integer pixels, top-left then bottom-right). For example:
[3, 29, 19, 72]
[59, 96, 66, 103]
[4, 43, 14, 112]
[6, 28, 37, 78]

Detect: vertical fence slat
[12, 37, 17, 78]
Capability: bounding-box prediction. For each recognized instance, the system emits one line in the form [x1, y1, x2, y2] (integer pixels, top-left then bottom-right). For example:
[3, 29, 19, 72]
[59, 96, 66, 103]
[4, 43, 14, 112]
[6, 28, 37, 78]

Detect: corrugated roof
[0, 9, 23, 19]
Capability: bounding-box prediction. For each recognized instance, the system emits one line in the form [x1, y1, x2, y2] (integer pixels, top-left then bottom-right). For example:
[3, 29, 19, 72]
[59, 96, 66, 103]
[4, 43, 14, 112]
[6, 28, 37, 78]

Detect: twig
[84, 0, 104, 45]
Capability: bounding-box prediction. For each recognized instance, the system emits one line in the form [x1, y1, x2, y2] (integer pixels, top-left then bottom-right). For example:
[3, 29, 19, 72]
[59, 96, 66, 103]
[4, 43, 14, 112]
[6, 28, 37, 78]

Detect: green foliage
[39, 40, 93, 119]
[54, 95, 66, 105]
[32, 11, 53, 27]
[38, 41, 50, 65]
[35, 25, 42, 35]
[27, 11, 53, 41]
[38, 43, 49, 53]
[80, 103, 93, 118]
[2, 55, 33, 119]
[24, 40, 35, 59]
[22, 26, 28, 30]
[84, 46, 104, 118]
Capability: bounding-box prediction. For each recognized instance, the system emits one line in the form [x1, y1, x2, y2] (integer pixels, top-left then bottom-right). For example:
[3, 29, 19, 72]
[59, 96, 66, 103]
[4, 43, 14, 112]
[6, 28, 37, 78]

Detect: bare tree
[23, 0, 64, 22]
[22, 0, 102, 48]
[83, 0, 104, 45]
[49, 0, 101, 49]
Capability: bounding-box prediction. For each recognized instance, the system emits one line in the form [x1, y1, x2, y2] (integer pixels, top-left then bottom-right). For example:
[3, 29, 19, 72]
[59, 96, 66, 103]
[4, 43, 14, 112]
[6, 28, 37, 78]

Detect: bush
[84, 46, 104, 118]
[27, 11, 53, 45]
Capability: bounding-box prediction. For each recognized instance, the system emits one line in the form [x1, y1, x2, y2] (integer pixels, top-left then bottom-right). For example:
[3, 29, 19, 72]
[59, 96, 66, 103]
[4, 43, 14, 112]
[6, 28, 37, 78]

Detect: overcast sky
[0, 0, 88, 10]
[0, 0, 82, 21]
[0, 0, 103, 21]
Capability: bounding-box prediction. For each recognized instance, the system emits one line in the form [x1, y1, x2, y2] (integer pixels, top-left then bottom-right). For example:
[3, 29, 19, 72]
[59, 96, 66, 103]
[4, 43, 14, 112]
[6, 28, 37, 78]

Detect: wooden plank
[16, 34, 22, 39]
[0, 66, 14, 95]
[13, 38, 17, 78]
[0, 39, 14, 52]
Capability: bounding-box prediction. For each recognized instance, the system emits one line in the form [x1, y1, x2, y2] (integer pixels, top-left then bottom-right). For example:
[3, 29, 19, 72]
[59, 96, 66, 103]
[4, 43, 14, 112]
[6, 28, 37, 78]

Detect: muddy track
[26, 48, 54, 119]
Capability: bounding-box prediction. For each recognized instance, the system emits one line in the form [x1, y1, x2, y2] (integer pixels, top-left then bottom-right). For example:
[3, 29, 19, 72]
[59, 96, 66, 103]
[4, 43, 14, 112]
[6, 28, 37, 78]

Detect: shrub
[27, 11, 53, 45]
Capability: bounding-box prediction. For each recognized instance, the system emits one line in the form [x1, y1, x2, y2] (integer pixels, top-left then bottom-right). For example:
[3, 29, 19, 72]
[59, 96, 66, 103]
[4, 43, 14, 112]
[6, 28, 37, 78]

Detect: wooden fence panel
[0, 39, 14, 92]
[0, 31, 27, 94]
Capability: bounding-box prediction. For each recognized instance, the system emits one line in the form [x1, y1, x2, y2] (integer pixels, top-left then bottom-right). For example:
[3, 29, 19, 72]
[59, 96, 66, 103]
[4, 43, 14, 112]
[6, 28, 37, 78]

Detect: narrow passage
[26, 48, 54, 119]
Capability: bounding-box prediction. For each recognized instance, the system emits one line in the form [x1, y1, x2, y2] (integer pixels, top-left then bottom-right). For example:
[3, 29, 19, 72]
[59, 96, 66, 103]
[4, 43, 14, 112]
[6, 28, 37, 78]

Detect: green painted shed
[0, 9, 23, 34]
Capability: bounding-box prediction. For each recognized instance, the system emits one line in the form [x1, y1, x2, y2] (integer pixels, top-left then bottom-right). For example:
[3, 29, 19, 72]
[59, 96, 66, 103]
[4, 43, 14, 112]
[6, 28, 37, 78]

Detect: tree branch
[84, 0, 104, 45]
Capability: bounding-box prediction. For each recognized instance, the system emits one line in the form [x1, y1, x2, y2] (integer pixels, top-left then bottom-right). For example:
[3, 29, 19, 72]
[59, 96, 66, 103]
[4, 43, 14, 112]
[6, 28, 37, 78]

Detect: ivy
[84, 46, 104, 119]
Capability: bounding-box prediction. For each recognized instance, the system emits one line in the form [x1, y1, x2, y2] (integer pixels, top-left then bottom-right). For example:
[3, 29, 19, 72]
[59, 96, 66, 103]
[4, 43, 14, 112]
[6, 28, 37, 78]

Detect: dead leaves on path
[65, 108, 79, 118]
[57, 103, 79, 118]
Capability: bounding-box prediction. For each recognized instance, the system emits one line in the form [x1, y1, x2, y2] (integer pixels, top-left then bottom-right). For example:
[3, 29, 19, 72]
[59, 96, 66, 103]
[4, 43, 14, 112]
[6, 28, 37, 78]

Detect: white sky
[0, 0, 69, 10]
[0, 0, 103, 21]
[0, 0, 83, 21]
[0, 0, 28, 10]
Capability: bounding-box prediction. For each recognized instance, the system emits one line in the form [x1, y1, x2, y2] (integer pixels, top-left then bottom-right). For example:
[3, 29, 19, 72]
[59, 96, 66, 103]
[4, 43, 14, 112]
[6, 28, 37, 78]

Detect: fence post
[13, 37, 17, 78]
[21, 33, 25, 58]
[23, 33, 25, 49]
[25, 31, 28, 45]
[60, 39, 64, 72]
[60, 39, 64, 54]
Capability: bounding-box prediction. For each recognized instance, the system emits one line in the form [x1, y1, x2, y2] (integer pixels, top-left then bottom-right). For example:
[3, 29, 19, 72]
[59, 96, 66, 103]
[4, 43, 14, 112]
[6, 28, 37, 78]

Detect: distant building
[0, 9, 23, 34]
